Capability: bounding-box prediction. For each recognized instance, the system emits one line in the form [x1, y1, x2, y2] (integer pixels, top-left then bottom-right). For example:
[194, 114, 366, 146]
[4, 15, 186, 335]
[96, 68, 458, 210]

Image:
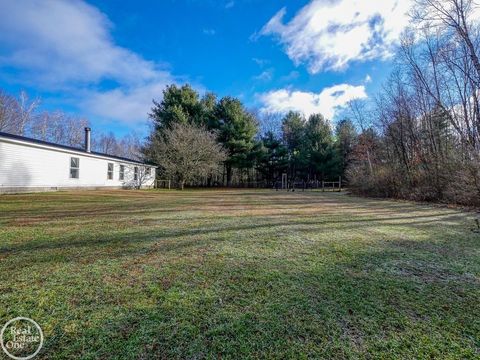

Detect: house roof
[0, 131, 155, 166]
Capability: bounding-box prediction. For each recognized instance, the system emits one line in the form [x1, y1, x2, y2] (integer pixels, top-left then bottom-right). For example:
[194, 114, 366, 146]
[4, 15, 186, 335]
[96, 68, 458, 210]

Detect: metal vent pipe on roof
[85, 127, 91, 152]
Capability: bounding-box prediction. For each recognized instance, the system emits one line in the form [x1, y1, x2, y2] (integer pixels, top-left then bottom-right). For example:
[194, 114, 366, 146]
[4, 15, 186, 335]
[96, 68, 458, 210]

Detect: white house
[0, 128, 156, 194]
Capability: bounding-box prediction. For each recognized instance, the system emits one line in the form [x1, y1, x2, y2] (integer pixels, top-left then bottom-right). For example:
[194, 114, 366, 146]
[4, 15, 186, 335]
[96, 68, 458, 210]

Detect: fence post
[322, 181, 325, 192]
[168, 180, 171, 190]
[339, 176, 342, 192]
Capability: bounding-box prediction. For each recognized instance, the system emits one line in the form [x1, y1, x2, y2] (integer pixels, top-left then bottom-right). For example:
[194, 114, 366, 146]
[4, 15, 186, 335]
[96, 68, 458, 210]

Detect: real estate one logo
[1, 317, 43, 360]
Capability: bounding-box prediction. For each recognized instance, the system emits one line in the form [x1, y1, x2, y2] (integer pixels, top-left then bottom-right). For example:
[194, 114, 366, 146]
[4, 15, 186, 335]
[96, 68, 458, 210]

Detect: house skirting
[0, 185, 154, 194]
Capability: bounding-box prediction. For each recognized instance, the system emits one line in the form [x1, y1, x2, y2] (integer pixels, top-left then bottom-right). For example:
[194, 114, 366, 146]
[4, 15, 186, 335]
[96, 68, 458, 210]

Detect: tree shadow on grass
[2, 189, 479, 358]
[0, 211, 469, 262]
[33, 234, 480, 359]
[2, 190, 452, 223]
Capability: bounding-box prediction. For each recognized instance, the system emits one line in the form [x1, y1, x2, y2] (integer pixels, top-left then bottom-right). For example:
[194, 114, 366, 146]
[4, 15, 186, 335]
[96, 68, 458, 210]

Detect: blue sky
[0, 0, 411, 137]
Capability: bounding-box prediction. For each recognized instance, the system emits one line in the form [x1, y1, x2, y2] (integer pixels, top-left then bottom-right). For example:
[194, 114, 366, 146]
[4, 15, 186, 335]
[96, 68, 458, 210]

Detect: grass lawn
[0, 189, 479, 359]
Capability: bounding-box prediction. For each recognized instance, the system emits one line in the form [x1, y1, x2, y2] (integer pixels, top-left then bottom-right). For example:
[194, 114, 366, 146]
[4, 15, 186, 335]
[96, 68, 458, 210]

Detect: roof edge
[0, 131, 156, 167]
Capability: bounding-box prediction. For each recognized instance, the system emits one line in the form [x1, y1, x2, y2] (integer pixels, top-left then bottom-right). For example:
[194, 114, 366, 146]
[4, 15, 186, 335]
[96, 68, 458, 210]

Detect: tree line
[143, 84, 356, 189]
[145, 0, 480, 206]
[345, 0, 480, 206]
[0, 85, 355, 191]
[1, 0, 478, 205]
[0, 90, 143, 160]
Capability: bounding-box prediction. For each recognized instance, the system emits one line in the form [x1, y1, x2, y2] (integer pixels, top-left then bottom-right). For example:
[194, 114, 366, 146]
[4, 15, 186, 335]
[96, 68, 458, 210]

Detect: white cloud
[364, 74, 372, 83]
[280, 70, 300, 82]
[252, 57, 270, 67]
[259, 84, 367, 119]
[81, 82, 170, 124]
[253, 69, 274, 82]
[203, 28, 216, 36]
[0, 0, 176, 124]
[260, 0, 412, 73]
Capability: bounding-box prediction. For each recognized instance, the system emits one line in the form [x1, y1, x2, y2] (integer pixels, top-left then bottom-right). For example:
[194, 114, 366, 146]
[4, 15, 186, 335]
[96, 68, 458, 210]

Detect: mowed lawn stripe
[0, 189, 478, 359]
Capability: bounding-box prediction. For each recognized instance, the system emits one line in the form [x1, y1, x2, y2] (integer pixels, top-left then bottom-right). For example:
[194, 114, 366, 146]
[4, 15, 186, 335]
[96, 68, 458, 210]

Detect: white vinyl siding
[0, 136, 156, 192]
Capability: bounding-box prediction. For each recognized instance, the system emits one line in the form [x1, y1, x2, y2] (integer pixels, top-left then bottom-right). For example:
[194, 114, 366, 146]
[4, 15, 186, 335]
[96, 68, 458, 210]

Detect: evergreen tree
[258, 131, 289, 186]
[214, 97, 258, 186]
[304, 114, 338, 181]
[200, 92, 218, 130]
[149, 84, 204, 133]
[335, 119, 357, 177]
[281, 111, 305, 181]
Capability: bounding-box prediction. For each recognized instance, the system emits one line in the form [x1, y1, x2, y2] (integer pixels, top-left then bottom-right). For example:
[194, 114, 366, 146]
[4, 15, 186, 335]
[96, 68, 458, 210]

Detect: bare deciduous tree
[0, 90, 39, 135]
[17, 91, 40, 136]
[347, 0, 480, 205]
[118, 132, 143, 161]
[257, 111, 284, 137]
[1, 88, 144, 162]
[148, 123, 227, 190]
[0, 90, 18, 133]
[30, 111, 89, 147]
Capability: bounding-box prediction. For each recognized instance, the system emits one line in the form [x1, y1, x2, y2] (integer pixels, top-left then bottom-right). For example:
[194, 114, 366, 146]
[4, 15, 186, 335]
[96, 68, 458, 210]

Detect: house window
[70, 157, 79, 179]
[145, 167, 151, 176]
[119, 165, 125, 180]
[134, 166, 139, 181]
[107, 163, 114, 180]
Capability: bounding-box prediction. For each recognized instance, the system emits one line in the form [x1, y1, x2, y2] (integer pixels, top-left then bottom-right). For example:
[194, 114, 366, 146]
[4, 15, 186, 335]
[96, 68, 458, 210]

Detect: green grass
[0, 189, 479, 359]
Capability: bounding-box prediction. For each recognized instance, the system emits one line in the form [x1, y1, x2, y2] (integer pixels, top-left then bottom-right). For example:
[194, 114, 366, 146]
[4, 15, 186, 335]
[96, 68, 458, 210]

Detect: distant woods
[144, 86, 260, 187]
[143, 84, 353, 189]
[145, 0, 480, 205]
[0, 90, 142, 160]
[346, 0, 480, 206]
